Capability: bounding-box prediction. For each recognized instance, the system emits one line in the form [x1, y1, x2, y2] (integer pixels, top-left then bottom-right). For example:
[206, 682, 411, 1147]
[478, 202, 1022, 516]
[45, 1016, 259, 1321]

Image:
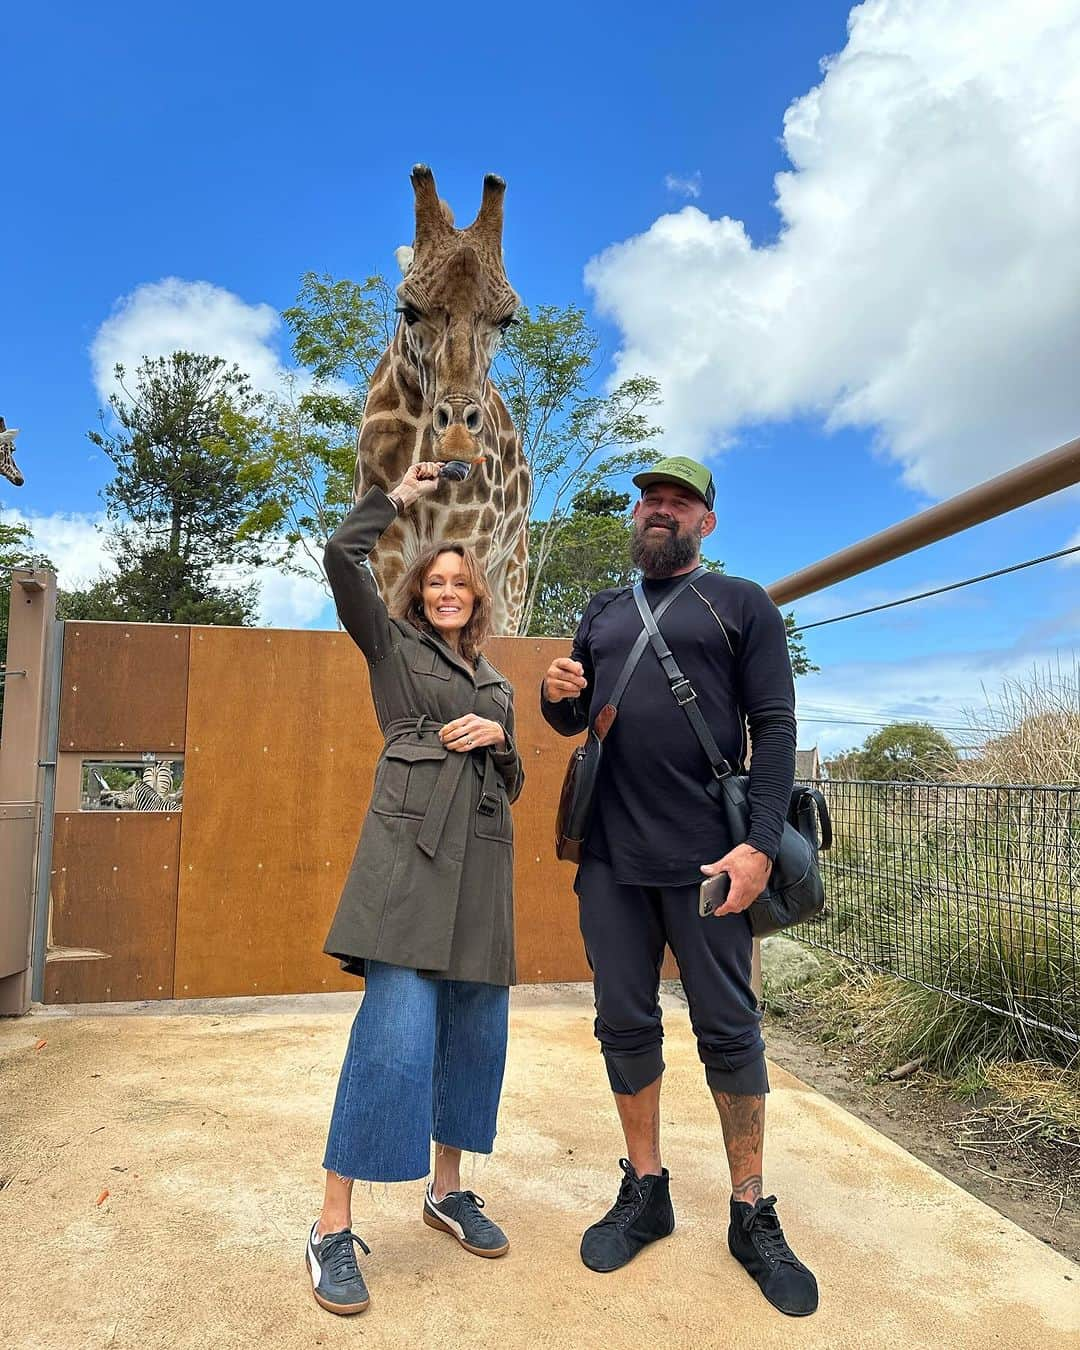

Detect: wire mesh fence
[798, 780, 1080, 1047]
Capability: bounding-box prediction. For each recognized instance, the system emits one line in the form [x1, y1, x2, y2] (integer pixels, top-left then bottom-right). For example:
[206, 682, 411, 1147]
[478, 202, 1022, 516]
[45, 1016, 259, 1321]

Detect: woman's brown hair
[390, 541, 494, 666]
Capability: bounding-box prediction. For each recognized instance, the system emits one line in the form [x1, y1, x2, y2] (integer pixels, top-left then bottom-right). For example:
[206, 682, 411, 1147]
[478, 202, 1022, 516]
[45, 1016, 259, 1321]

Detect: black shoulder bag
[555, 568, 707, 862]
[632, 583, 832, 937]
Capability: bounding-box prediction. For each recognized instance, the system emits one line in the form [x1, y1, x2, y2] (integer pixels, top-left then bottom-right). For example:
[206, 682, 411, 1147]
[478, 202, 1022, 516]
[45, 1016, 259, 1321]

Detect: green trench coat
[322, 487, 524, 986]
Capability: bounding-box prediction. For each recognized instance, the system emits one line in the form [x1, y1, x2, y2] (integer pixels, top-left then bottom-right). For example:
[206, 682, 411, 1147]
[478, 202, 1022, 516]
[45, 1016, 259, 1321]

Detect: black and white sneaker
[422, 1183, 510, 1258]
[305, 1222, 371, 1315]
[728, 1195, 818, 1316]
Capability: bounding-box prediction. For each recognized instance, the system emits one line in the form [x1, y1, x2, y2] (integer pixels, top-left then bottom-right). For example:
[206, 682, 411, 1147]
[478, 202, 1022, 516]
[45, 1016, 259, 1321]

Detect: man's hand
[700, 844, 773, 917]
[543, 657, 587, 703]
[440, 714, 506, 753]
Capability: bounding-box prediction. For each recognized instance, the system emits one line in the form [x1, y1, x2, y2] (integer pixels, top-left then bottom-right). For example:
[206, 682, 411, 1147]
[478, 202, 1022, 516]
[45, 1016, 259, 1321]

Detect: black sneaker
[423, 1184, 510, 1258]
[580, 1158, 675, 1273]
[728, 1195, 818, 1316]
[305, 1222, 371, 1315]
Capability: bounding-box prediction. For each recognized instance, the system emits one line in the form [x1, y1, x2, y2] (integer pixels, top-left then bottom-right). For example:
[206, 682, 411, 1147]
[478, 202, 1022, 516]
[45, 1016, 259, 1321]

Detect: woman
[306, 462, 524, 1316]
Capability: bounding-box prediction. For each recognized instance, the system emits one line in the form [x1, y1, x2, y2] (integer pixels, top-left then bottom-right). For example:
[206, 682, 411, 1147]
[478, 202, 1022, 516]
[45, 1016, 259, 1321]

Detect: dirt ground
[1, 986, 1077, 1350]
[762, 1012, 1080, 1263]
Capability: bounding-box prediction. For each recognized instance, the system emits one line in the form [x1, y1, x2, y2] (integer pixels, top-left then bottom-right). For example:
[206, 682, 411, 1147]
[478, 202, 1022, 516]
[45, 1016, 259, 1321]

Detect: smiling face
[422, 550, 477, 644]
[630, 482, 717, 577]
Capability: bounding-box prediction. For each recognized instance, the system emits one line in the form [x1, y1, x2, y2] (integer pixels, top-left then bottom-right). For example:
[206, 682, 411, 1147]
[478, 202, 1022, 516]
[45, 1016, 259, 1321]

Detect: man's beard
[630, 515, 701, 577]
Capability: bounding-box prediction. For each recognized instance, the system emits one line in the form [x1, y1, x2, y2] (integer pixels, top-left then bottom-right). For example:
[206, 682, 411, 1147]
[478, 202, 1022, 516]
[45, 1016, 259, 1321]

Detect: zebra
[93, 759, 183, 811]
[0, 417, 24, 487]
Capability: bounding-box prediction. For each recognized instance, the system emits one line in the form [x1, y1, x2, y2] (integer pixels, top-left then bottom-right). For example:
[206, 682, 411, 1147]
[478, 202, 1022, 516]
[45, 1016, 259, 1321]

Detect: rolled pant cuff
[705, 1055, 770, 1096]
[603, 1046, 665, 1095]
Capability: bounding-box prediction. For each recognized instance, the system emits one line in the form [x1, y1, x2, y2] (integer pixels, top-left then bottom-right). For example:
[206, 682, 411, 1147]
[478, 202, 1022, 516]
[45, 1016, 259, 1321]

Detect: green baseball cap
[632, 456, 715, 510]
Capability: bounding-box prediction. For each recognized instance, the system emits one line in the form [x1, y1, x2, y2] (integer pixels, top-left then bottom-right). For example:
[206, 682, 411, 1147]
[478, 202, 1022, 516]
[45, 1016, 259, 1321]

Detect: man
[541, 455, 817, 1317]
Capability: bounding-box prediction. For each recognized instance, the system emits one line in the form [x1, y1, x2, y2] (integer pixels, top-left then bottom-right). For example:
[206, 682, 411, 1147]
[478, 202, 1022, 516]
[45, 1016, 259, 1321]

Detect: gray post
[0, 569, 59, 1014]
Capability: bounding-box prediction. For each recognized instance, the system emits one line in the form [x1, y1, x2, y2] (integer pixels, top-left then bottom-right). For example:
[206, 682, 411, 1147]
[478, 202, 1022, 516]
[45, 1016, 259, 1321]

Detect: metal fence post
[30, 617, 63, 1005]
[0, 569, 59, 1014]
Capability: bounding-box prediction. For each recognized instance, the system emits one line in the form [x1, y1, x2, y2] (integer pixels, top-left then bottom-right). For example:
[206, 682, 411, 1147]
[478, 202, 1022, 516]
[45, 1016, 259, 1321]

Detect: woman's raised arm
[324, 465, 441, 661]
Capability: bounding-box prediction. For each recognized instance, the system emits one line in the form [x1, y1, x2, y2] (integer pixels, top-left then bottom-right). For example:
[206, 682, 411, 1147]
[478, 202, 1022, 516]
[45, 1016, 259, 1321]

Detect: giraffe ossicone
[354, 165, 531, 636]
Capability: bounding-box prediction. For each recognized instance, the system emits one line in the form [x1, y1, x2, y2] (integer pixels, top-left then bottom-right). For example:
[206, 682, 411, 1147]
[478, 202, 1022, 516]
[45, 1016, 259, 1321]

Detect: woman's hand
[387, 461, 442, 511]
[440, 715, 506, 753]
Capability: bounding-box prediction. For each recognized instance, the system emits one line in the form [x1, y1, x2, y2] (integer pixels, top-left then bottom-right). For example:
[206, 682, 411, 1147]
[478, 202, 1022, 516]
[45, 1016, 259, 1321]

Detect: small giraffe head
[395, 165, 519, 461]
[0, 418, 24, 488]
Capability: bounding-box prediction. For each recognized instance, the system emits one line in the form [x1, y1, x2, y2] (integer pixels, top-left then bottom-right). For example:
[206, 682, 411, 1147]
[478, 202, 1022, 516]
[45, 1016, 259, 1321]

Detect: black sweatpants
[576, 853, 768, 1096]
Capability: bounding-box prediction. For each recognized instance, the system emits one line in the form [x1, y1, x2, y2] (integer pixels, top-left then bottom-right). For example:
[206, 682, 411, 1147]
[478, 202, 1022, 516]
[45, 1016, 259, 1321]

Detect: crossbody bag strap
[593, 567, 707, 720]
[632, 579, 734, 782]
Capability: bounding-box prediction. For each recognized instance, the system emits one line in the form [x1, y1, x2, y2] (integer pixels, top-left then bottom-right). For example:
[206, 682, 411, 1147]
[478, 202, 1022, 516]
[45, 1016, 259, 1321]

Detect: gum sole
[422, 1207, 510, 1258]
[306, 1256, 370, 1314]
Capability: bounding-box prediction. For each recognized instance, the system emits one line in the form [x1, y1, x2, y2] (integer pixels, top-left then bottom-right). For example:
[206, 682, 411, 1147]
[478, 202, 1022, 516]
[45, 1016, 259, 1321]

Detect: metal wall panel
[174, 627, 372, 998]
[59, 623, 188, 753]
[46, 812, 181, 1003]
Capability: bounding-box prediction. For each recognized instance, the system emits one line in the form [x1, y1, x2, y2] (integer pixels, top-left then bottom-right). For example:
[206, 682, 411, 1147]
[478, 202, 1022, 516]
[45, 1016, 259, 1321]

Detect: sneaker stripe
[425, 1188, 467, 1240]
[306, 1228, 323, 1288]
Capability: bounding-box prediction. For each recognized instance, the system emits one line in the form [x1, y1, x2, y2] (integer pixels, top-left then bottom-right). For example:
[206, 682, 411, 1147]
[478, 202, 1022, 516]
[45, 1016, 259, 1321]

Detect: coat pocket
[371, 742, 448, 819]
[409, 645, 452, 680]
[474, 778, 514, 845]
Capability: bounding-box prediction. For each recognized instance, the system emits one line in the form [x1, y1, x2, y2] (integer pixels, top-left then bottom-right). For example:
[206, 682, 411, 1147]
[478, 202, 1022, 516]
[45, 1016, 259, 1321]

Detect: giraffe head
[395, 165, 519, 461]
[0, 418, 24, 487]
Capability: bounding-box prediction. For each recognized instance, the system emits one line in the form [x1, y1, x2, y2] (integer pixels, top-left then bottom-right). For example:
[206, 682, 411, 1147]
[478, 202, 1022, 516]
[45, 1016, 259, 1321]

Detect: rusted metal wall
[47, 623, 593, 1002]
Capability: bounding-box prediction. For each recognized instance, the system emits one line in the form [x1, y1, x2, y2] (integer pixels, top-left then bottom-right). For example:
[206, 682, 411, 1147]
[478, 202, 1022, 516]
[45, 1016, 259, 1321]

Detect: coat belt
[382, 717, 502, 859]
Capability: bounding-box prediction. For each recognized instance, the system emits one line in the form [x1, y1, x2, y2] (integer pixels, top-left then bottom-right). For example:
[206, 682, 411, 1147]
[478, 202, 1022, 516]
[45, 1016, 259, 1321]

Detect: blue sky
[4, 0, 1078, 755]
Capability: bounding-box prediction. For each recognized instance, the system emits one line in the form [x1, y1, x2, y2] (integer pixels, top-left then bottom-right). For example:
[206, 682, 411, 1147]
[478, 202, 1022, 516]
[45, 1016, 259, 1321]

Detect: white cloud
[3, 508, 112, 588]
[587, 0, 1080, 498]
[796, 643, 1074, 755]
[252, 568, 332, 629]
[1063, 528, 1080, 564]
[664, 172, 702, 199]
[222, 542, 334, 629]
[90, 278, 289, 404]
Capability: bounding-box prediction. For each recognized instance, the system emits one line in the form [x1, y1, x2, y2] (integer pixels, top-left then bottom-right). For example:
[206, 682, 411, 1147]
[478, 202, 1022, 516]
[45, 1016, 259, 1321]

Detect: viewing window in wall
[81, 757, 184, 811]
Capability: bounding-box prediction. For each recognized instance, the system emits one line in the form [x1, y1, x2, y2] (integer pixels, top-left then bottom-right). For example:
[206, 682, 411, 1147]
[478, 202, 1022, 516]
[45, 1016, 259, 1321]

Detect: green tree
[230, 274, 398, 599]
[59, 548, 257, 626]
[87, 352, 268, 624]
[235, 375, 362, 601]
[526, 489, 637, 636]
[283, 272, 397, 390]
[827, 721, 956, 781]
[494, 305, 661, 635]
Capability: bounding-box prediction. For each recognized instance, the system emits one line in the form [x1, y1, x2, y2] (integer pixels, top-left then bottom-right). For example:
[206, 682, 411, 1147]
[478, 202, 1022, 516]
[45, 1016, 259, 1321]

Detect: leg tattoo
[712, 1092, 765, 1204]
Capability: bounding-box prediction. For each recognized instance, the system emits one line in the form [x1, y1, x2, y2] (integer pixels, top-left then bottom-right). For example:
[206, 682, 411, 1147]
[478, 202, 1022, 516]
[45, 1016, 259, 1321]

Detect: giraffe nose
[433, 401, 484, 436]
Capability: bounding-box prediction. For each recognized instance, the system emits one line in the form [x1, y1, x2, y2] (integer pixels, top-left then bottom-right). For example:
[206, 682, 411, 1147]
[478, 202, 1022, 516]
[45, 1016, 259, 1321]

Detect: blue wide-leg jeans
[322, 960, 510, 1183]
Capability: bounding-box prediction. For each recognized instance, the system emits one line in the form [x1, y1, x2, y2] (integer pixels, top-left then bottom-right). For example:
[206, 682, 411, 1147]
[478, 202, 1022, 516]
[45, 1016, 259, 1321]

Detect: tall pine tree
[85, 353, 266, 624]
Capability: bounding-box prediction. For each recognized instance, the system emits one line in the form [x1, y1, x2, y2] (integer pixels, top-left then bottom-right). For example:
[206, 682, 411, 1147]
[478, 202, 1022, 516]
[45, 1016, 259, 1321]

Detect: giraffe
[354, 164, 531, 635]
[0, 418, 24, 487]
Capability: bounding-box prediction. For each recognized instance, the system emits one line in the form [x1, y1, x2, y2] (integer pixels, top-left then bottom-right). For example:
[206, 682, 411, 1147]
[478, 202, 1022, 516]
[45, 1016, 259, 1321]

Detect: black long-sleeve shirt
[541, 572, 797, 886]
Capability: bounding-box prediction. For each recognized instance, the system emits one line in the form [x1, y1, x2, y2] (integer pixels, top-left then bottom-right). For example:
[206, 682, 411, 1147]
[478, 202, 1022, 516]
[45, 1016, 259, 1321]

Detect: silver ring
[465, 736, 473, 747]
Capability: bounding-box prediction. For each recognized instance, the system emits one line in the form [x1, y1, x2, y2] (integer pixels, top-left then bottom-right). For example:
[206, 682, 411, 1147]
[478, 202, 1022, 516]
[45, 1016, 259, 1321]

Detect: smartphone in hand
[699, 871, 731, 917]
